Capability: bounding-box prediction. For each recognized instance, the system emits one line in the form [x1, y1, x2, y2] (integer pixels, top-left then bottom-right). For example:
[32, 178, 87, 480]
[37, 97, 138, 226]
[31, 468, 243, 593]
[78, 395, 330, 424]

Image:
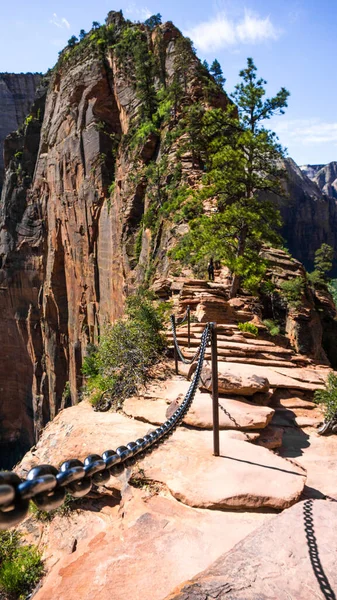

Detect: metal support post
[172, 315, 179, 374]
[211, 322, 220, 457]
[187, 305, 191, 348]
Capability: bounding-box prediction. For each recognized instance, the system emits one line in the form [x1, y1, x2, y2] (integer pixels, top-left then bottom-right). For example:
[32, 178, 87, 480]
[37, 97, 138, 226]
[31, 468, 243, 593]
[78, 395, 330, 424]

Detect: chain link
[218, 401, 241, 429]
[0, 323, 211, 530]
[170, 315, 204, 364]
[175, 306, 190, 327]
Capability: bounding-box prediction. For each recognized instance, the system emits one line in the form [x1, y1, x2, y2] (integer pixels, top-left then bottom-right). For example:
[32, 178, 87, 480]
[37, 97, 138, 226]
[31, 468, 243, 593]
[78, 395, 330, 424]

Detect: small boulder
[180, 392, 274, 430]
[200, 362, 270, 396]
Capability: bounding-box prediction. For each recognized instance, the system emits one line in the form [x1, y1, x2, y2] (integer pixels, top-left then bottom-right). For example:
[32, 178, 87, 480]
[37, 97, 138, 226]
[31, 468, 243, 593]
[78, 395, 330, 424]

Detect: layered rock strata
[0, 15, 229, 466]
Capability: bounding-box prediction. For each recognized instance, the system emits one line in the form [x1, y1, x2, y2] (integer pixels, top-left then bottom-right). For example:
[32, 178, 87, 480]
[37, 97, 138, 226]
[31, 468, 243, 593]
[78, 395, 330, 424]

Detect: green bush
[0, 531, 44, 599]
[82, 290, 165, 406]
[131, 120, 158, 149]
[262, 319, 280, 336]
[308, 270, 325, 287]
[108, 182, 115, 196]
[279, 277, 305, 308]
[314, 372, 337, 422]
[24, 115, 33, 126]
[328, 279, 337, 308]
[238, 322, 258, 336]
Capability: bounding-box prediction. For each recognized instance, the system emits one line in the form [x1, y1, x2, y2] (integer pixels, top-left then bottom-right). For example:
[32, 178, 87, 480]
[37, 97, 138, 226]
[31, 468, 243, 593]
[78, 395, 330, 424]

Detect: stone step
[177, 323, 240, 331]
[169, 329, 265, 341]
[170, 336, 293, 356]
[180, 288, 227, 296]
[182, 279, 210, 286]
[123, 387, 275, 431]
[173, 350, 295, 368]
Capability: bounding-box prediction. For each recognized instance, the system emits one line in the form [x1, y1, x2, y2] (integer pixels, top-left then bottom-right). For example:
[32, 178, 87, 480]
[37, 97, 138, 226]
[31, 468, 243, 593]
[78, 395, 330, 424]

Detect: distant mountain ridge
[300, 161, 337, 199]
[272, 158, 337, 273]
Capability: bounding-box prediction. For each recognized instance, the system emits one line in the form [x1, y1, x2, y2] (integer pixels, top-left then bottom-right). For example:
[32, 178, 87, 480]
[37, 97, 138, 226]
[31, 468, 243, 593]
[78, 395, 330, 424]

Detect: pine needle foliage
[172, 58, 290, 296]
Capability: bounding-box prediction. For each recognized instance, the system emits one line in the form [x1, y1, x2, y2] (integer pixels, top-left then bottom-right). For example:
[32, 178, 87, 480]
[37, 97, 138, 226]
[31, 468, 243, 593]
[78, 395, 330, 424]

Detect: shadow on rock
[304, 499, 336, 600]
[279, 427, 311, 458]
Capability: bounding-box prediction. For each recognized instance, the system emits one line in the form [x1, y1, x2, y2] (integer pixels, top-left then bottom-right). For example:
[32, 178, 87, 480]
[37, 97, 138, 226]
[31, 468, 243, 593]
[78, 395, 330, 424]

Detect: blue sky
[0, 0, 336, 166]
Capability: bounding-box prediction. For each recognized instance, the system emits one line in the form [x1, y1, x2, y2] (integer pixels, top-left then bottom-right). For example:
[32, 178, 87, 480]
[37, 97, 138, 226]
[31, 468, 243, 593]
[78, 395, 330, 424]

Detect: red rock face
[0, 19, 230, 467]
[0, 51, 126, 465]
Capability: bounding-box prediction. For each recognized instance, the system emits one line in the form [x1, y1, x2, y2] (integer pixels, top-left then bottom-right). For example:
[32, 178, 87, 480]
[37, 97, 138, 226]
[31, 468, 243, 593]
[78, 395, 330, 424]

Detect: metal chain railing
[0, 323, 211, 530]
[175, 306, 190, 327]
[170, 314, 202, 365]
[218, 401, 240, 429]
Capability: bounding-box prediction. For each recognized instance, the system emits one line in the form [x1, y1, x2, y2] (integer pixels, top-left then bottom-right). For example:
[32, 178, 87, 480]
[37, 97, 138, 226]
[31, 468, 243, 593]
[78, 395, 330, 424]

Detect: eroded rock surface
[31, 486, 270, 600]
[0, 17, 230, 467]
[200, 362, 270, 396]
[165, 500, 337, 600]
[17, 401, 306, 511]
[141, 429, 306, 510]
[123, 378, 274, 431]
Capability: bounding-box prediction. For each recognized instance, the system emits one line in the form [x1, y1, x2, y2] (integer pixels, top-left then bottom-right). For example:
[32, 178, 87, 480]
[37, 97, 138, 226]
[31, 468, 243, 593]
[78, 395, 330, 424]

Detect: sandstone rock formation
[0, 15, 230, 467]
[0, 73, 41, 190]
[200, 363, 270, 396]
[165, 499, 337, 600]
[169, 273, 337, 366]
[123, 382, 275, 431]
[30, 487, 270, 600]
[17, 400, 306, 511]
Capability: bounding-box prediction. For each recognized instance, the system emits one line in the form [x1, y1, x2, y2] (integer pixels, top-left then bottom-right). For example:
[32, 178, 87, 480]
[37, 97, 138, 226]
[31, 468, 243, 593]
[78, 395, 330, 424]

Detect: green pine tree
[174, 58, 290, 297]
[210, 59, 226, 87]
[144, 14, 162, 29]
[314, 243, 334, 280]
[67, 35, 78, 48]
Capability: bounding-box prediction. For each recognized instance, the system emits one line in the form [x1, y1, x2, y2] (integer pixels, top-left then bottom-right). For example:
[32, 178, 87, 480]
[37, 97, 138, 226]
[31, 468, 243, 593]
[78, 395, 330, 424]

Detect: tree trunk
[229, 226, 248, 298]
[229, 273, 240, 298]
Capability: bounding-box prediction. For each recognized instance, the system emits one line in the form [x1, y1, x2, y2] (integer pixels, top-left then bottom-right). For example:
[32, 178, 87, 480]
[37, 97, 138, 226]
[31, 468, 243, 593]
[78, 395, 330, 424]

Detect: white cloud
[125, 4, 152, 20]
[184, 10, 280, 53]
[50, 13, 70, 30]
[273, 119, 337, 145]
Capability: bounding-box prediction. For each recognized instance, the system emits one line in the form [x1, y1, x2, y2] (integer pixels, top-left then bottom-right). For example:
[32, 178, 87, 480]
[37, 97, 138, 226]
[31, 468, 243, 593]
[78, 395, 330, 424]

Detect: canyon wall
[277, 158, 337, 272]
[0, 73, 42, 190]
[301, 161, 337, 199]
[0, 13, 228, 467]
[0, 13, 336, 468]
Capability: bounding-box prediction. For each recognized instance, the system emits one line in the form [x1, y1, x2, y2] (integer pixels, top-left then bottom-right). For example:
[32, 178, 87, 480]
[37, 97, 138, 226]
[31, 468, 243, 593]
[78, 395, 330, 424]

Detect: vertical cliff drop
[0, 12, 230, 467]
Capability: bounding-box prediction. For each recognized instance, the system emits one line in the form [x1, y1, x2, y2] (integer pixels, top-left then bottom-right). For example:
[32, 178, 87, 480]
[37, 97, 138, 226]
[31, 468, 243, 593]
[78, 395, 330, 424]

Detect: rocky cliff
[0, 12, 336, 469]
[0, 73, 42, 190]
[313, 161, 337, 199]
[276, 158, 337, 272]
[0, 12, 229, 467]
